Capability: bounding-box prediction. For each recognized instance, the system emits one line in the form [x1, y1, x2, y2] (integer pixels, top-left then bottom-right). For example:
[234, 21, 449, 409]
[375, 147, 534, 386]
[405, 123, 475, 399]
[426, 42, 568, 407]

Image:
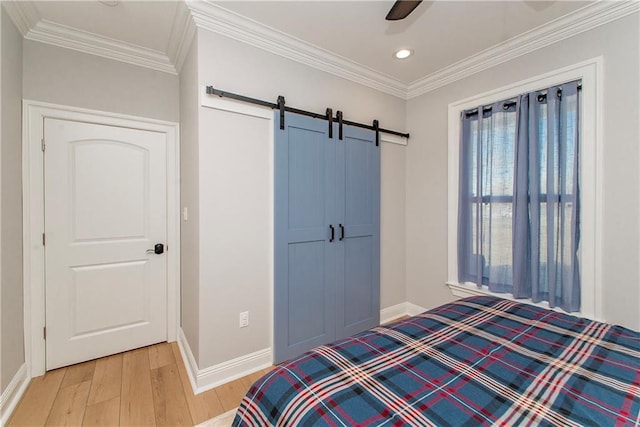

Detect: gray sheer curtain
[458, 100, 518, 293]
[458, 81, 581, 312]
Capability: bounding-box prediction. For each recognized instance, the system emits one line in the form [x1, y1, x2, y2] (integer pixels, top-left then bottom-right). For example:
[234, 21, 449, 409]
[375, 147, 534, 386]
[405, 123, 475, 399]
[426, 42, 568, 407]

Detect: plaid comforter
[233, 296, 640, 426]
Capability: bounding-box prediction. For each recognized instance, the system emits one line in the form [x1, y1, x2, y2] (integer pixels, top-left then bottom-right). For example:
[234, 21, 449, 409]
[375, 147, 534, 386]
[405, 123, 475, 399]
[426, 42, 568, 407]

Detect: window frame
[447, 58, 603, 321]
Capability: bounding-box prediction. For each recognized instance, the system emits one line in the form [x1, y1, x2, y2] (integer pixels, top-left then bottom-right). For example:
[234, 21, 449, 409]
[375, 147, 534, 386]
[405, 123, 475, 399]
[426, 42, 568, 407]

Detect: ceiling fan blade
[385, 0, 423, 21]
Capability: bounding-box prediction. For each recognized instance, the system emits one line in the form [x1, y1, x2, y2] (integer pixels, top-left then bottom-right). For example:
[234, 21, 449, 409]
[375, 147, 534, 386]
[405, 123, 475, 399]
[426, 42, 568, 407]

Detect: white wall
[1, 7, 24, 393]
[405, 14, 640, 330]
[23, 40, 180, 122]
[187, 28, 408, 369]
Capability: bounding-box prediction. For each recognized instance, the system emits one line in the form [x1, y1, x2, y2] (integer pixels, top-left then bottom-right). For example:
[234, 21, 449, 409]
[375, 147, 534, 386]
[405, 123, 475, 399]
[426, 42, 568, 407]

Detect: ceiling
[32, 1, 180, 53]
[215, 1, 590, 83]
[6, 0, 626, 97]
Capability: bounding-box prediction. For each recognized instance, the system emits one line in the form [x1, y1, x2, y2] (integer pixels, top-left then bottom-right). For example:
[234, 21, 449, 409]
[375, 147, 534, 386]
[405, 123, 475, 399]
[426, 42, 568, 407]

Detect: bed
[233, 296, 640, 426]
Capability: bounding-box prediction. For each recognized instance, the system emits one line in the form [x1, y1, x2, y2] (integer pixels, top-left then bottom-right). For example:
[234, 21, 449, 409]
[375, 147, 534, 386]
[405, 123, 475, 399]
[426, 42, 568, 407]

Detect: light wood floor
[7, 342, 273, 426]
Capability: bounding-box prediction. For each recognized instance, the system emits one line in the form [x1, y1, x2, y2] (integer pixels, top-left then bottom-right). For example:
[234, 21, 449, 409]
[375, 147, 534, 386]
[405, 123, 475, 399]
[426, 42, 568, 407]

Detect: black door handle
[329, 225, 335, 242]
[339, 224, 344, 241]
[146, 243, 164, 255]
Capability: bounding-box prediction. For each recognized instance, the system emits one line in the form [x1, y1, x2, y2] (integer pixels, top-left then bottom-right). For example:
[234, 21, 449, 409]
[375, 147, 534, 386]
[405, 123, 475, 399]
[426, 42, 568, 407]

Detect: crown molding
[3, 0, 177, 75]
[167, 1, 197, 73]
[25, 19, 177, 75]
[183, 0, 640, 100]
[186, 1, 408, 99]
[406, 0, 640, 99]
[2, 0, 39, 36]
[4, 0, 638, 97]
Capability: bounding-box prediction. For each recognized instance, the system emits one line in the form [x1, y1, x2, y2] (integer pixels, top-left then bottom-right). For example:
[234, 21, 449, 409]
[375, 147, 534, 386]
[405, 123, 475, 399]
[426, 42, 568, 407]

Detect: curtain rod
[206, 86, 410, 142]
[464, 84, 582, 118]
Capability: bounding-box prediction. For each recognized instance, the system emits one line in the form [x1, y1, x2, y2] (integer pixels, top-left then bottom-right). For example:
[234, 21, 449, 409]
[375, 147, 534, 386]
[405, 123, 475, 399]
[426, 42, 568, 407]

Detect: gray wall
[381, 142, 406, 308]
[1, 7, 24, 393]
[405, 14, 640, 330]
[197, 104, 272, 366]
[5, 7, 634, 396]
[1, 18, 182, 397]
[23, 40, 180, 122]
[179, 37, 201, 364]
[186, 29, 408, 368]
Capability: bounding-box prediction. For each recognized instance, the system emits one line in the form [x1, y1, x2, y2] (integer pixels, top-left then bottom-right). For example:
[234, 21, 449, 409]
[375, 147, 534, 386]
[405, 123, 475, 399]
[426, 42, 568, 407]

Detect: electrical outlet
[182, 207, 189, 221]
[239, 311, 249, 328]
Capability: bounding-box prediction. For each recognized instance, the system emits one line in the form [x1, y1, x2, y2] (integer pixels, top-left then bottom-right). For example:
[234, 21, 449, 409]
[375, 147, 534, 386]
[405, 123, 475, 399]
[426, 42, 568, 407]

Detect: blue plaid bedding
[233, 296, 640, 426]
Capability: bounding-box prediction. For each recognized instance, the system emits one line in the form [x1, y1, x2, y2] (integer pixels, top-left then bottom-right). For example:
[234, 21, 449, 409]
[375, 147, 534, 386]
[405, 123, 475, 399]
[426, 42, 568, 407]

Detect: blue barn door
[274, 113, 380, 363]
[274, 112, 337, 363]
[334, 124, 380, 340]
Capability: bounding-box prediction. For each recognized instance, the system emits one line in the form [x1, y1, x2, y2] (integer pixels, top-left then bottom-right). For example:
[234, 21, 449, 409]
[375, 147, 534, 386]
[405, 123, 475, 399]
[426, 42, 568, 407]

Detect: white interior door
[44, 118, 168, 370]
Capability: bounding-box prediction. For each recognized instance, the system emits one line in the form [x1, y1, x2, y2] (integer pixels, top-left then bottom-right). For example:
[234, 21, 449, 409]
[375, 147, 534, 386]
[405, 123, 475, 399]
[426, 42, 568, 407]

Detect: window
[458, 82, 581, 312]
[446, 59, 602, 319]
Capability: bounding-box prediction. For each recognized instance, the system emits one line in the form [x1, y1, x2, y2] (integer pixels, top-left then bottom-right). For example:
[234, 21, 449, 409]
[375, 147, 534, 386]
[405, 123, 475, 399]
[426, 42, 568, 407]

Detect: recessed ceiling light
[394, 49, 413, 59]
[99, 0, 118, 6]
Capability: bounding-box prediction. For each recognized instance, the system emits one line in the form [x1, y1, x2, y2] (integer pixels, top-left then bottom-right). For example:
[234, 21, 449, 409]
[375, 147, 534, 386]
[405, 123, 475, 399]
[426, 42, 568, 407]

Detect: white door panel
[72, 141, 148, 241]
[45, 118, 167, 370]
[71, 260, 149, 335]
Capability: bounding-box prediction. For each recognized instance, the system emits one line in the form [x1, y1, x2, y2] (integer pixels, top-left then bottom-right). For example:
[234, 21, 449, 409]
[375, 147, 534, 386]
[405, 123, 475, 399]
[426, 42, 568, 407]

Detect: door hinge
[43, 326, 47, 340]
[41, 138, 45, 152]
[42, 233, 46, 246]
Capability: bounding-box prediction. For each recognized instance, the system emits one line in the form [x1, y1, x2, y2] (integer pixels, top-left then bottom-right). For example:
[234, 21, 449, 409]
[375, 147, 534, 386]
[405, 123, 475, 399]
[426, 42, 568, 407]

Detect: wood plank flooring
[7, 342, 273, 426]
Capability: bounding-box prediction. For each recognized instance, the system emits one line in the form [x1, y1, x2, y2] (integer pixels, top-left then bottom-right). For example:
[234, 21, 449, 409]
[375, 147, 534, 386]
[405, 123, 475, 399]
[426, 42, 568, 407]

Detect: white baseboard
[380, 303, 409, 324]
[176, 329, 200, 393]
[0, 364, 30, 425]
[380, 302, 427, 324]
[176, 301, 429, 395]
[177, 329, 272, 395]
[405, 302, 428, 316]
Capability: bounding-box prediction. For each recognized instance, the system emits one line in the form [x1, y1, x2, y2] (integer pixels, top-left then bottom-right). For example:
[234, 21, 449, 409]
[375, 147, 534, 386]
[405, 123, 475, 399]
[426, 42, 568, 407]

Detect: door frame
[23, 100, 181, 377]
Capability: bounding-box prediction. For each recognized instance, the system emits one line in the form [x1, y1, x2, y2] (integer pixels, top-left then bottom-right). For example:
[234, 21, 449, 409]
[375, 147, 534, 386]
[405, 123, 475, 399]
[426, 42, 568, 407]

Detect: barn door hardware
[373, 120, 380, 146]
[277, 96, 286, 130]
[336, 111, 344, 140]
[205, 86, 410, 141]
